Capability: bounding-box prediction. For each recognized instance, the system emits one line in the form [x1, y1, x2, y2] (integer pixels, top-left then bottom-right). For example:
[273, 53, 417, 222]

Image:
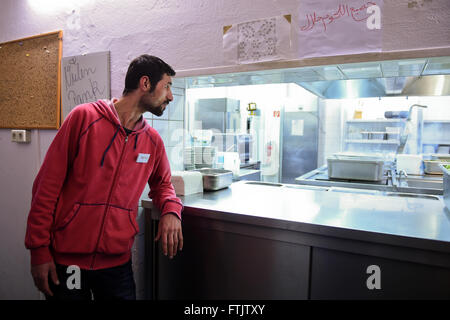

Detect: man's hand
[154, 213, 183, 259]
[31, 261, 60, 296]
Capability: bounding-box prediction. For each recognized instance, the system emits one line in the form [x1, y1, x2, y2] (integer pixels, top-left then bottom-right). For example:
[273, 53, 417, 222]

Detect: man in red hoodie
[25, 54, 183, 300]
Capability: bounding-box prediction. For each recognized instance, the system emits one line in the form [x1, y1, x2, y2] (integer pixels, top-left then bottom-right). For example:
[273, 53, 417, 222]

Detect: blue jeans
[46, 260, 136, 300]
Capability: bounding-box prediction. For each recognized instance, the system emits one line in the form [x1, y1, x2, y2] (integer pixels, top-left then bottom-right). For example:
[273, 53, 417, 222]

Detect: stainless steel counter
[296, 165, 444, 195]
[143, 180, 450, 252]
[142, 181, 450, 299]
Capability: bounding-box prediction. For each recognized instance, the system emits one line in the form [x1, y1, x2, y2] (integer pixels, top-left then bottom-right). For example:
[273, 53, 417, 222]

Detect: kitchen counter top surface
[142, 180, 450, 253]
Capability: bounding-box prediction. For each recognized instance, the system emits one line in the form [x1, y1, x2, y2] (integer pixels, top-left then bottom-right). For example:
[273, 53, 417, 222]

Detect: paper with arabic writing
[297, 0, 383, 59]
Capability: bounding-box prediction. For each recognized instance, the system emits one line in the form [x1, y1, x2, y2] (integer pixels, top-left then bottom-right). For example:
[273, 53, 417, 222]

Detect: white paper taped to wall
[61, 51, 111, 121]
[223, 15, 292, 65]
[292, 119, 304, 136]
[296, 0, 383, 59]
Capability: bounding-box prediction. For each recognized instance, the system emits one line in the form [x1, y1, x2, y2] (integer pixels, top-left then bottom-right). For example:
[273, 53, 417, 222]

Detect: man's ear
[140, 76, 151, 91]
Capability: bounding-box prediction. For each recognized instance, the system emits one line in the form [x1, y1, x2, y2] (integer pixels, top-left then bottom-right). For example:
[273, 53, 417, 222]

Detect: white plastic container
[171, 171, 204, 196]
[221, 152, 240, 178]
[396, 154, 422, 175]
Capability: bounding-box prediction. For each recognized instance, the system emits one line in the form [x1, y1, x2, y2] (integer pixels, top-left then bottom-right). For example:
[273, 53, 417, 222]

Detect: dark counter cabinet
[146, 211, 450, 300]
[142, 181, 450, 300]
[310, 247, 450, 299]
[148, 214, 311, 300]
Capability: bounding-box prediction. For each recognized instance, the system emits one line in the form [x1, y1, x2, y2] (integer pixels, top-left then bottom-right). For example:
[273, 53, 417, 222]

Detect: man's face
[140, 74, 173, 117]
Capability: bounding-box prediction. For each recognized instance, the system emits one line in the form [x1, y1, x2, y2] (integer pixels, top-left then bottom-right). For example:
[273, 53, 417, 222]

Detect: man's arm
[25, 108, 83, 295]
[154, 213, 183, 259]
[148, 139, 183, 258]
[25, 109, 82, 264]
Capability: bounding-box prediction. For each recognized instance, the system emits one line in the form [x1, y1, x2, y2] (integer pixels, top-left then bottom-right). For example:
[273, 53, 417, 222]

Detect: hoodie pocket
[97, 206, 139, 255]
[53, 203, 104, 254]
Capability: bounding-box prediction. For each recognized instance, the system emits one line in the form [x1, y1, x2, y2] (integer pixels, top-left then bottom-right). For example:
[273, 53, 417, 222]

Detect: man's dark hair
[122, 54, 176, 96]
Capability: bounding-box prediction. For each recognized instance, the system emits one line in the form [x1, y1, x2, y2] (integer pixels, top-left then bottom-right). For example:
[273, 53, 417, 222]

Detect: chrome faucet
[398, 169, 408, 186]
[406, 104, 427, 121]
[397, 104, 428, 154]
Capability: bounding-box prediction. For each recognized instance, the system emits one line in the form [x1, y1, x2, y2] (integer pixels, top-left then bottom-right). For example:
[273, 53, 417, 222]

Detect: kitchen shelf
[423, 140, 450, 145]
[343, 119, 405, 153]
[421, 120, 450, 153]
[424, 120, 450, 124]
[346, 119, 405, 123]
[345, 139, 400, 145]
[360, 131, 389, 134]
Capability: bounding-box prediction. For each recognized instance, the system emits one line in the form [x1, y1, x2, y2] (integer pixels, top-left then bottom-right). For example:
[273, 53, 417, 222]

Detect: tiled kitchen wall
[318, 100, 344, 167]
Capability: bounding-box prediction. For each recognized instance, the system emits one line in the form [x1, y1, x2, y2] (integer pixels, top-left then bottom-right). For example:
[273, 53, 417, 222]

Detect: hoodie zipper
[90, 134, 129, 269]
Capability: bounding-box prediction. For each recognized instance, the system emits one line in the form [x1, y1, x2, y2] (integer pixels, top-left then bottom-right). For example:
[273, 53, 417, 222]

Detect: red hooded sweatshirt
[25, 99, 183, 270]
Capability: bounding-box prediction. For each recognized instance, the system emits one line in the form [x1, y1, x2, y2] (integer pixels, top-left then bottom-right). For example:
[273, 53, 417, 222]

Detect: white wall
[1, 0, 450, 299]
[318, 99, 344, 167]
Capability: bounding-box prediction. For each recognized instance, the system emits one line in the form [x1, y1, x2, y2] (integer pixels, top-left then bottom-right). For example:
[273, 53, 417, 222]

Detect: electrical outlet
[11, 129, 31, 143]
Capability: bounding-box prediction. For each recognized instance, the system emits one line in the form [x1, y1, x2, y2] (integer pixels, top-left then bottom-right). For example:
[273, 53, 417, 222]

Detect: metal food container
[439, 164, 450, 210]
[424, 160, 450, 175]
[195, 168, 233, 191]
[361, 131, 387, 140]
[327, 155, 385, 181]
[431, 154, 450, 161]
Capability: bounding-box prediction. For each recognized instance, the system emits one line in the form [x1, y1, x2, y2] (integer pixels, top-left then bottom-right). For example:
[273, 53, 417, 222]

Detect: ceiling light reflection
[27, 0, 90, 14]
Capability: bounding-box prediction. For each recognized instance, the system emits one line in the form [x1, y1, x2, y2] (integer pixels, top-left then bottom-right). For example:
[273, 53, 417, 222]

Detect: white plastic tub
[396, 154, 422, 175]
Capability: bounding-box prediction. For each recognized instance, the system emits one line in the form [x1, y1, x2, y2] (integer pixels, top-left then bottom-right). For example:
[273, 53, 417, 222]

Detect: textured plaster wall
[382, 0, 450, 51]
[0, 0, 449, 299]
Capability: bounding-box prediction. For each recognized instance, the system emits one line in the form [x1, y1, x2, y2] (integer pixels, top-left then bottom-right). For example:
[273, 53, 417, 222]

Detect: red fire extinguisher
[264, 141, 273, 165]
[267, 142, 272, 157]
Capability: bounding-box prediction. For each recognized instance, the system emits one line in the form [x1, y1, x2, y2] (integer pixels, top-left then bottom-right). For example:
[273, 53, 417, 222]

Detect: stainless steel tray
[195, 169, 233, 191]
[424, 160, 449, 174]
[327, 156, 385, 181]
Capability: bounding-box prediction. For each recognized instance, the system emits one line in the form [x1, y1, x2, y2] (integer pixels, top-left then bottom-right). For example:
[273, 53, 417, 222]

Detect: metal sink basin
[402, 178, 443, 190]
[244, 181, 283, 187]
[392, 174, 443, 195]
[244, 181, 329, 191]
[328, 187, 380, 195]
[383, 192, 440, 200]
[284, 185, 329, 191]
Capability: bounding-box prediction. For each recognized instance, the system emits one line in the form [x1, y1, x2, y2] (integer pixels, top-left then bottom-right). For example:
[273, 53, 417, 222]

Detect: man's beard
[148, 104, 165, 117]
[142, 99, 169, 117]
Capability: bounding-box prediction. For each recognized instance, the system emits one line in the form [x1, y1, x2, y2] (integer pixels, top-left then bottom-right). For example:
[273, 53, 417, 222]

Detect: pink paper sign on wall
[297, 0, 383, 59]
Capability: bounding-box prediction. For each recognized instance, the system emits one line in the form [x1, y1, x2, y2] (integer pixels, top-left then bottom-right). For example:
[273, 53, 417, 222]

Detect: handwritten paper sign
[297, 0, 383, 59]
[61, 51, 110, 120]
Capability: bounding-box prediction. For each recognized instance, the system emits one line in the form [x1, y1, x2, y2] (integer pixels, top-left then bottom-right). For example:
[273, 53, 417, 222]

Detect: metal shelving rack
[422, 120, 450, 154]
[343, 119, 406, 153]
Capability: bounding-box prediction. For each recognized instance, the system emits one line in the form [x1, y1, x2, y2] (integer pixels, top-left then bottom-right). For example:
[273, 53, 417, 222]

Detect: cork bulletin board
[0, 31, 63, 129]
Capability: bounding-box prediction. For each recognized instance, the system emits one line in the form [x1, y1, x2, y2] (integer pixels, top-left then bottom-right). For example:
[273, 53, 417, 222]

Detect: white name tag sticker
[136, 153, 150, 163]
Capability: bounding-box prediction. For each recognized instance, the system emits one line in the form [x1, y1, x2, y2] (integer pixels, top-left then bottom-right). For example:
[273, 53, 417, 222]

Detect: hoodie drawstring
[134, 133, 139, 150]
[100, 125, 121, 167]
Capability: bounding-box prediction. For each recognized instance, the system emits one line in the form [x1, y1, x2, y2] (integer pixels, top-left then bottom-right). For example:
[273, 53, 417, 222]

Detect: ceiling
[186, 56, 450, 98]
